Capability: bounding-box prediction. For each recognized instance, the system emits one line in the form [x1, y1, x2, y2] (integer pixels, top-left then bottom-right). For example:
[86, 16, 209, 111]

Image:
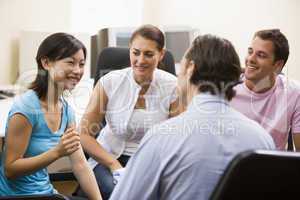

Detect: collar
[187, 93, 229, 113]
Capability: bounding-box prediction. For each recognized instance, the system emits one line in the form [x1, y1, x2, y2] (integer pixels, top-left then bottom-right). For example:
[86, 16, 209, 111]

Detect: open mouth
[134, 66, 149, 72]
[68, 77, 80, 84]
[246, 65, 258, 70]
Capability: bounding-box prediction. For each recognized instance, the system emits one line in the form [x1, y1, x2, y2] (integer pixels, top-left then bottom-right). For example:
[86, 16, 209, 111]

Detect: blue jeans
[75, 155, 130, 200]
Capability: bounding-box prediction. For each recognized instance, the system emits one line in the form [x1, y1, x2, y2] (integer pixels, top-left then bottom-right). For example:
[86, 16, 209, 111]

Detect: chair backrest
[0, 194, 67, 200]
[93, 47, 176, 86]
[287, 128, 294, 151]
[210, 150, 300, 200]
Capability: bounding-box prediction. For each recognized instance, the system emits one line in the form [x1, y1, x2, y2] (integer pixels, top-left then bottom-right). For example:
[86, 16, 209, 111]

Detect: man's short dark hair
[185, 34, 241, 101]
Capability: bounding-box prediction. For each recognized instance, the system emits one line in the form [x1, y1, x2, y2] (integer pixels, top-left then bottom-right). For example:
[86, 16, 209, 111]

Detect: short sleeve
[161, 73, 178, 105]
[291, 96, 300, 133]
[169, 86, 178, 104]
[7, 96, 38, 127]
[99, 72, 113, 98]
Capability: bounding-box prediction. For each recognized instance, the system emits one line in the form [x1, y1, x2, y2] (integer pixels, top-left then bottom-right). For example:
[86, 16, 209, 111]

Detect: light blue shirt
[110, 93, 275, 200]
[0, 90, 75, 196]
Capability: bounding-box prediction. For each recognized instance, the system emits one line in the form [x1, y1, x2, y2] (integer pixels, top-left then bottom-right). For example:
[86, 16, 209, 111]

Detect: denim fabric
[75, 155, 130, 200]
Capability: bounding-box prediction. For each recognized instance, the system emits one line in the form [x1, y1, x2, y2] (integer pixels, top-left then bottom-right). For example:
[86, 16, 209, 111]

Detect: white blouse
[123, 109, 159, 156]
[88, 67, 177, 169]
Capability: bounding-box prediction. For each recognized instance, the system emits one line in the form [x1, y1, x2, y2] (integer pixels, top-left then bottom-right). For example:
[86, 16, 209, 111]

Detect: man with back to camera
[230, 29, 300, 150]
[109, 34, 275, 200]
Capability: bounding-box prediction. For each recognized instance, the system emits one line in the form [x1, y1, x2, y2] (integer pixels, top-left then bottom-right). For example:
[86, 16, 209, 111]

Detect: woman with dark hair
[0, 33, 102, 200]
[77, 24, 179, 199]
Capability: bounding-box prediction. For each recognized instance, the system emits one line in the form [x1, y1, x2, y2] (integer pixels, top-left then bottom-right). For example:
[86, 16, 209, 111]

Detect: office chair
[93, 47, 176, 86]
[0, 194, 67, 200]
[210, 150, 300, 200]
[287, 128, 294, 151]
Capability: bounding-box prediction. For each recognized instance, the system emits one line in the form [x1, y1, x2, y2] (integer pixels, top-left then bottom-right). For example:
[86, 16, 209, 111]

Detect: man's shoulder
[235, 111, 274, 146]
[278, 74, 300, 92]
[148, 115, 183, 137]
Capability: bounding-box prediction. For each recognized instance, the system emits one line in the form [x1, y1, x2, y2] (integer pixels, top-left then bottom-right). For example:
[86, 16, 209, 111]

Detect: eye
[67, 61, 74, 65]
[79, 62, 85, 68]
[257, 52, 267, 59]
[247, 48, 253, 55]
[144, 53, 154, 58]
[132, 51, 140, 56]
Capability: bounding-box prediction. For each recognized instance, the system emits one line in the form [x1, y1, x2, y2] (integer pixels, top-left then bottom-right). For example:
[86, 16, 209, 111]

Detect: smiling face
[130, 35, 164, 84]
[244, 37, 283, 87]
[46, 49, 85, 90]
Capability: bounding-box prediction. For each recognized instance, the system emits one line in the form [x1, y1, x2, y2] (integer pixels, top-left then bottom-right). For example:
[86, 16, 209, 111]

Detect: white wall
[0, 0, 145, 85]
[70, 0, 144, 33]
[143, 0, 300, 80]
[1, 0, 300, 84]
[0, 0, 72, 84]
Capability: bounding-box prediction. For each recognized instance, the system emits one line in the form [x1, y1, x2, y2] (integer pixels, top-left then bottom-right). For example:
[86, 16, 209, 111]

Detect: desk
[0, 98, 14, 138]
[0, 98, 14, 152]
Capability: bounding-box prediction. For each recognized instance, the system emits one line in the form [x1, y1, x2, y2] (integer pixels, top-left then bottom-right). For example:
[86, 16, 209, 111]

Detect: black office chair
[210, 150, 300, 200]
[287, 128, 294, 151]
[93, 47, 176, 86]
[0, 194, 67, 200]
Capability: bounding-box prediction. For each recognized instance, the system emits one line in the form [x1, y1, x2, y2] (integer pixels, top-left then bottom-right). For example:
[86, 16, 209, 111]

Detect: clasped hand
[55, 127, 81, 157]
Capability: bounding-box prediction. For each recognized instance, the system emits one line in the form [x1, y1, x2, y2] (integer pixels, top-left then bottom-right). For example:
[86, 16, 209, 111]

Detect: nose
[136, 54, 146, 65]
[246, 52, 256, 64]
[72, 64, 82, 74]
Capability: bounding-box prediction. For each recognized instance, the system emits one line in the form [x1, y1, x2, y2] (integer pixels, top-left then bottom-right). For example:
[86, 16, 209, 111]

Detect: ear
[41, 57, 52, 70]
[159, 49, 166, 62]
[186, 60, 195, 77]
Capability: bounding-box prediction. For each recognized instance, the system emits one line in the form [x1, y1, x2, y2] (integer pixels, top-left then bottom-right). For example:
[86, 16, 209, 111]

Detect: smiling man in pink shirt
[230, 29, 300, 150]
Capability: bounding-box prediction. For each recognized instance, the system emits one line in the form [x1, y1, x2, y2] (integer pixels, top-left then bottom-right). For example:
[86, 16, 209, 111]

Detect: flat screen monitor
[165, 31, 191, 63]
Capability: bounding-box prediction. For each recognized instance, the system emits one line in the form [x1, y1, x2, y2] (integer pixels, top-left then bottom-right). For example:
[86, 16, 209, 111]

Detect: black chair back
[210, 150, 300, 200]
[93, 47, 176, 86]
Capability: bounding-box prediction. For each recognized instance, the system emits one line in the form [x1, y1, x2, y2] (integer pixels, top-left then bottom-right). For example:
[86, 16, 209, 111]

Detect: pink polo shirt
[230, 74, 300, 150]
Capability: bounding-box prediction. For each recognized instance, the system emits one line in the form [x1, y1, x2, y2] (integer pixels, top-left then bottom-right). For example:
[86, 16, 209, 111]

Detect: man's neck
[245, 75, 276, 93]
[186, 86, 200, 106]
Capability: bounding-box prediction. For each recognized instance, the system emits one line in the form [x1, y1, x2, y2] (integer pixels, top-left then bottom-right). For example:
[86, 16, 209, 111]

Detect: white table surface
[0, 98, 14, 137]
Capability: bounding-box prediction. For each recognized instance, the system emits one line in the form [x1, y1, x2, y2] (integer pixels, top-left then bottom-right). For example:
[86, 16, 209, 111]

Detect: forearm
[5, 148, 60, 179]
[80, 134, 121, 170]
[69, 148, 102, 200]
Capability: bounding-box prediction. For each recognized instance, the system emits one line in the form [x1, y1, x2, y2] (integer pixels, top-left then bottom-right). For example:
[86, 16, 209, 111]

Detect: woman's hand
[54, 127, 81, 157]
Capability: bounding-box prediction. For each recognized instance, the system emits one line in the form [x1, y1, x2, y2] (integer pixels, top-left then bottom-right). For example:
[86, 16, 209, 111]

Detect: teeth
[247, 66, 257, 70]
[136, 66, 147, 68]
[69, 78, 78, 82]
